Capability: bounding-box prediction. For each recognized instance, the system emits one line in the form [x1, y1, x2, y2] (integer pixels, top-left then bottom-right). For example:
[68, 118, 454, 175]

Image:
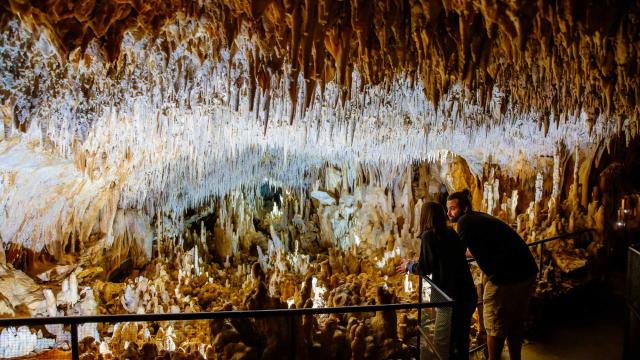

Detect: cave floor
[518, 273, 625, 360]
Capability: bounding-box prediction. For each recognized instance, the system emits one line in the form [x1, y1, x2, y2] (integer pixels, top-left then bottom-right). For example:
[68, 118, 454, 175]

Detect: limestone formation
[0, 1, 639, 359]
[1, 1, 639, 126]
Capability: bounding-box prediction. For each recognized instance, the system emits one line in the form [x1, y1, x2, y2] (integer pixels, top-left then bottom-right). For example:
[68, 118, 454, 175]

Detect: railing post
[71, 322, 79, 360]
[417, 276, 423, 359]
[289, 315, 296, 360]
[539, 243, 544, 279]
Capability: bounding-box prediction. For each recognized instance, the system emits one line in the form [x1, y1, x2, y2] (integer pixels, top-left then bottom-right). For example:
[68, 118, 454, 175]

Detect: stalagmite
[510, 190, 519, 221]
[535, 173, 544, 205]
[194, 237, 200, 277]
[43, 290, 56, 318]
[404, 272, 414, 293]
[0, 327, 38, 358]
[0, 239, 5, 266]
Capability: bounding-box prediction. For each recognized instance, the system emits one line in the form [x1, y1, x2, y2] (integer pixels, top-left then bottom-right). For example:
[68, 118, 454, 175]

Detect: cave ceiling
[0, 0, 639, 212]
[2, 0, 639, 124]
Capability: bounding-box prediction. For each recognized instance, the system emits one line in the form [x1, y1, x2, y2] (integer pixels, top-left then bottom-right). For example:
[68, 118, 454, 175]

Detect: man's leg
[476, 283, 486, 342]
[505, 276, 536, 360]
[483, 280, 505, 360]
[487, 335, 505, 360]
[506, 336, 523, 360]
[475, 273, 487, 346]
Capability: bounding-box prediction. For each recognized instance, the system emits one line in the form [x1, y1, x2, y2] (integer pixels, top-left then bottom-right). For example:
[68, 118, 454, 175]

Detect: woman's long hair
[419, 201, 448, 240]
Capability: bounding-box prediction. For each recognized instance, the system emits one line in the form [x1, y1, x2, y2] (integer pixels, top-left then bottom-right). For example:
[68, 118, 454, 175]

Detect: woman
[397, 202, 477, 360]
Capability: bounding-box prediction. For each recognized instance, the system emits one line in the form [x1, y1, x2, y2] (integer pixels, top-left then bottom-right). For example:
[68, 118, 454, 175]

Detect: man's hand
[465, 249, 473, 260]
[396, 259, 411, 274]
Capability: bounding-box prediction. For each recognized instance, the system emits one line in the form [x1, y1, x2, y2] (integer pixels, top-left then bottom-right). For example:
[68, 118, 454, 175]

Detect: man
[447, 189, 538, 360]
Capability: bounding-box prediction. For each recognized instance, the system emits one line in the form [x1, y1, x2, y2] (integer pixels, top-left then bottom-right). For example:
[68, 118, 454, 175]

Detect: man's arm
[459, 216, 498, 277]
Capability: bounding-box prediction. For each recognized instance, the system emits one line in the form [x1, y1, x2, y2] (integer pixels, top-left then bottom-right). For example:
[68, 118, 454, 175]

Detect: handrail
[0, 276, 454, 360]
[526, 228, 594, 247]
[0, 300, 454, 327]
[466, 228, 595, 263]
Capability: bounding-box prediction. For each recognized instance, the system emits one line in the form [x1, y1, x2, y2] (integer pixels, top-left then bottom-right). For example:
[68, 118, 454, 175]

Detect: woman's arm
[411, 234, 433, 276]
[395, 233, 434, 276]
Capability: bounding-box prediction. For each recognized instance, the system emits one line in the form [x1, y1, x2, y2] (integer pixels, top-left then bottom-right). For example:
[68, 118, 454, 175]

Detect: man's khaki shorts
[483, 276, 536, 339]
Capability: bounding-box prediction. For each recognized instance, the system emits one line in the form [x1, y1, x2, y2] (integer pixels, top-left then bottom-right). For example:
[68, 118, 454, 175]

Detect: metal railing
[528, 228, 594, 278]
[0, 276, 454, 360]
[466, 228, 595, 278]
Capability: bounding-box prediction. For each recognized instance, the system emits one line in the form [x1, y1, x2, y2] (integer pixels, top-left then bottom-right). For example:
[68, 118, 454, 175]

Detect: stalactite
[2, 0, 637, 133]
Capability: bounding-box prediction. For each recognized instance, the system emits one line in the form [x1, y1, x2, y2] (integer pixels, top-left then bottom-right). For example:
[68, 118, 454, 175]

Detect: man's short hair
[448, 189, 472, 211]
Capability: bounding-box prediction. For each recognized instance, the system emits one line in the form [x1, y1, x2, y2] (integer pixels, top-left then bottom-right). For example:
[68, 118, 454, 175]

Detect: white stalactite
[0, 19, 625, 257]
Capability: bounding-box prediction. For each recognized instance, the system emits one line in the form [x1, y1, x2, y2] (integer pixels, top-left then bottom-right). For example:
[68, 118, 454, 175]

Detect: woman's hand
[396, 259, 411, 274]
